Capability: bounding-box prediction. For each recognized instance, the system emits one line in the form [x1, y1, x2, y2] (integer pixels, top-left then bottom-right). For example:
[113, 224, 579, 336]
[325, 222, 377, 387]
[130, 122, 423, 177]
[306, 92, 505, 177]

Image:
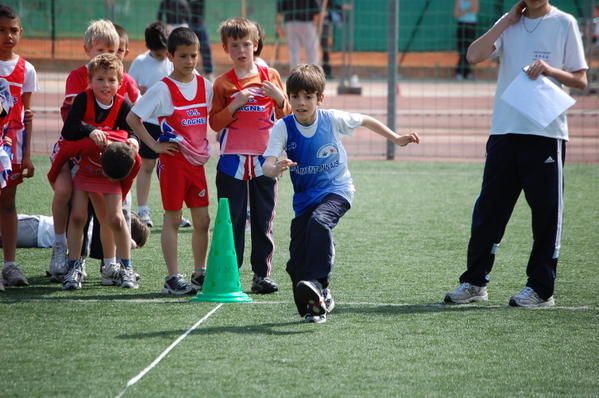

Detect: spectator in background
[189, 0, 214, 80]
[321, 0, 342, 79]
[454, 0, 478, 80]
[157, 0, 191, 32]
[276, 0, 322, 71]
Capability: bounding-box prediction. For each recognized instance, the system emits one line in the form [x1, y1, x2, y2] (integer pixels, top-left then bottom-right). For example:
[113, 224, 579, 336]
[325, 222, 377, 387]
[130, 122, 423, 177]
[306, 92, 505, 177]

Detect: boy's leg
[520, 136, 564, 300]
[162, 209, 182, 276]
[66, 190, 89, 261]
[189, 206, 210, 272]
[216, 171, 247, 268]
[51, 163, 72, 240]
[459, 135, 522, 288]
[286, 210, 311, 315]
[0, 185, 18, 263]
[1, 183, 28, 286]
[136, 122, 161, 227]
[88, 193, 117, 259]
[248, 175, 276, 278]
[303, 194, 350, 285]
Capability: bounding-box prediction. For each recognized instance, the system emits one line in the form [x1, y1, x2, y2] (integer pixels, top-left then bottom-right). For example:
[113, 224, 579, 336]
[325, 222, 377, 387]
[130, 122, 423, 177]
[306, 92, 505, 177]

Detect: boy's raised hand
[506, 1, 527, 24]
[229, 88, 254, 112]
[261, 81, 285, 108]
[394, 132, 420, 147]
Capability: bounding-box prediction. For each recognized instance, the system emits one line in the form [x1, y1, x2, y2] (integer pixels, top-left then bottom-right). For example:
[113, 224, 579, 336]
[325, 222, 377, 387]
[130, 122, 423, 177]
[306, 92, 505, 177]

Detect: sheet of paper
[500, 71, 576, 129]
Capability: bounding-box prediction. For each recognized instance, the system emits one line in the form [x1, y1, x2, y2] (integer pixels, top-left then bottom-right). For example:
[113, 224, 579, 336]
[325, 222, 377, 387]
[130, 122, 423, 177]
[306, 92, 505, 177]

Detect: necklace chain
[522, 14, 546, 34]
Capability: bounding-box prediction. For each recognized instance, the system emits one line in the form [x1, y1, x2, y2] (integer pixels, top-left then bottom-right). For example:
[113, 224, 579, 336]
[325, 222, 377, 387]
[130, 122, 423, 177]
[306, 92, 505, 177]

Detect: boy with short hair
[0, 4, 38, 288]
[128, 21, 174, 228]
[48, 20, 138, 281]
[444, 0, 587, 308]
[263, 64, 419, 322]
[127, 27, 213, 295]
[210, 17, 291, 294]
[49, 53, 140, 290]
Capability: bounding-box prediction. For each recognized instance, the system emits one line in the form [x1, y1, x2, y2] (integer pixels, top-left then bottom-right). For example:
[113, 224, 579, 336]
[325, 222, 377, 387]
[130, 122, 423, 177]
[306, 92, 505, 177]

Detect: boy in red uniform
[0, 5, 38, 288]
[51, 54, 140, 290]
[127, 27, 212, 295]
[48, 20, 138, 281]
[210, 18, 291, 294]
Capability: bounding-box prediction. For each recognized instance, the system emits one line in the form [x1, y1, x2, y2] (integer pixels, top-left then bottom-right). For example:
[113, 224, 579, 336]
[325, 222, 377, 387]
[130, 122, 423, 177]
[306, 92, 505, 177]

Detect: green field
[2, 158, 598, 397]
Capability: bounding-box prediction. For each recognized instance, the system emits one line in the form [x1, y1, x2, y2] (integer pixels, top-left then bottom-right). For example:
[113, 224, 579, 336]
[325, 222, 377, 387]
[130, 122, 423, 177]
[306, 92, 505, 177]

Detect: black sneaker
[162, 274, 197, 296]
[191, 271, 205, 291]
[251, 275, 279, 294]
[295, 280, 326, 316]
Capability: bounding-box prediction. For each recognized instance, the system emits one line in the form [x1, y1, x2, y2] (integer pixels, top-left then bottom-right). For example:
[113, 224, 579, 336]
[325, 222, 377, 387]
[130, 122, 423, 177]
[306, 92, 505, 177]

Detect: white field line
[115, 304, 223, 398]
[2, 297, 595, 311]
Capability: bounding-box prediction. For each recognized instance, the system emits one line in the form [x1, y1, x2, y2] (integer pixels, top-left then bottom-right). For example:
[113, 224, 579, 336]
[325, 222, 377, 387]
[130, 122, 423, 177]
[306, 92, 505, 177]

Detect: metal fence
[6, 0, 598, 162]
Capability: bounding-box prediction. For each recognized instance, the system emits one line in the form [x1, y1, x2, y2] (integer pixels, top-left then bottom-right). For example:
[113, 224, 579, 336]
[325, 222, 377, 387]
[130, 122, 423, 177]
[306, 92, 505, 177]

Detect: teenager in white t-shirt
[444, 1, 588, 308]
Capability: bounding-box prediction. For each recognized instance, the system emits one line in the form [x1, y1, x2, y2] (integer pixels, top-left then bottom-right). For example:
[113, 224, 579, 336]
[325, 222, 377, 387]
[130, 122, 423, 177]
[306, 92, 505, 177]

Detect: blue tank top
[283, 109, 353, 216]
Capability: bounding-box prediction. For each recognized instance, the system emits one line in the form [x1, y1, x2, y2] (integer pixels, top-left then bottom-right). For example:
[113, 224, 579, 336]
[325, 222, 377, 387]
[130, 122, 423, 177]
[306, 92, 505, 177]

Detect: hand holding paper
[500, 69, 576, 129]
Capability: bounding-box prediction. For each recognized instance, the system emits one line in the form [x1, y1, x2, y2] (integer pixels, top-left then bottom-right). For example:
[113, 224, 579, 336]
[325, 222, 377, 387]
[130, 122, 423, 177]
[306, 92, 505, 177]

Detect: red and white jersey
[158, 76, 210, 166]
[0, 56, 26, 164]
[220, 65, 275, 155]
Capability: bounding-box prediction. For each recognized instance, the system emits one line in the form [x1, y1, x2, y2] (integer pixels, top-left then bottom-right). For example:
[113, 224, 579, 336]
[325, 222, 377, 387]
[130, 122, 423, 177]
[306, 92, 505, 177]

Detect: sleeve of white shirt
[263, 119, 288, 158]
[128, 56, 142, 84]
[131, 81, 169, 121]
[23, 61, 38, 93]
[563, 15, 588, 72]
[329, 109, 363, 137]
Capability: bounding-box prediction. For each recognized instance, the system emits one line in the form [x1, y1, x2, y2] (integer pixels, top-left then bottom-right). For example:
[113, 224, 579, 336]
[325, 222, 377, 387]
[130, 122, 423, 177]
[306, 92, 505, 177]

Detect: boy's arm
[467, 1, 525, 64]
[126, 110, 178, 155]
[208, 79, 253, 132]
[361, 115, 420, 147]
[525, 62, 587, 90]
[21, 92, 34, 178]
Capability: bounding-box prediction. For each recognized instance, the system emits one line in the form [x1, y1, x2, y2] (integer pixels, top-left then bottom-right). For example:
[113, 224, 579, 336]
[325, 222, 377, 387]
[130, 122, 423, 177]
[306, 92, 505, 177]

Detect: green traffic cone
[191, 198, 252, 303]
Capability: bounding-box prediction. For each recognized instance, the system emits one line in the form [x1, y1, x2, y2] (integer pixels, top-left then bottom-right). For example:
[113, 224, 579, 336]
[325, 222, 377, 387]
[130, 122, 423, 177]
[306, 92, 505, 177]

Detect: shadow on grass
[117, 321, 310, 339]
[334, 302, 507, 315]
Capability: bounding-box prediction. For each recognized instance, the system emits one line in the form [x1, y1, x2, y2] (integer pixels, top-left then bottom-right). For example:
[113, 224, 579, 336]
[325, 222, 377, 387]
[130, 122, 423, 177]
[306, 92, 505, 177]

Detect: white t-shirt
[490, 7, 587, 140]
[264, 108, 363, 158]
[128, 52, 174, 125]
[131, 74, 213, 123]
[0, 56, 38, 93]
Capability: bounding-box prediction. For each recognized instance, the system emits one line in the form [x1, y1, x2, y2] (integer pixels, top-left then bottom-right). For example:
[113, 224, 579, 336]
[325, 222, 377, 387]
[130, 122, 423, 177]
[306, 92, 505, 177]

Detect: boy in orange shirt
[210, 17, 291, 294]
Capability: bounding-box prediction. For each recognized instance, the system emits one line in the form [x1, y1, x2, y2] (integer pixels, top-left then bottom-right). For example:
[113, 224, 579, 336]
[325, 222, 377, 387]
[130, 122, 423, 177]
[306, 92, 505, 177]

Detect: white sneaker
[48, 243, 68, 282]
[444, 282, 488, 304]
[138, 208, 153, 228]
[62, 261, 83, 290]
[179, 217, 192, 228]
[509, 287, 554, 308]
[101, 263, 122, 286]
[119, 267, 139, 289]
[2, 264, 29, 286]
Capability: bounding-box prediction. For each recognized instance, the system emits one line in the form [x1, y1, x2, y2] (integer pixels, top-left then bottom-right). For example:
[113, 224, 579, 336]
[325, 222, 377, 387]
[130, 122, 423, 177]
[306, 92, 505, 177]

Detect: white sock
[138, 205, 149, 213]
[54, 233, 66, 245]
[3, 261, 16, 269]
[103, 257, 117, 267]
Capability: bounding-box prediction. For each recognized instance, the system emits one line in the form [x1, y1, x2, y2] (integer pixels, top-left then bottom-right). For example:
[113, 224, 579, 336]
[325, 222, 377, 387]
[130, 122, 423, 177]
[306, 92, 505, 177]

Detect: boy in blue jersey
[263, 64, 420, 323]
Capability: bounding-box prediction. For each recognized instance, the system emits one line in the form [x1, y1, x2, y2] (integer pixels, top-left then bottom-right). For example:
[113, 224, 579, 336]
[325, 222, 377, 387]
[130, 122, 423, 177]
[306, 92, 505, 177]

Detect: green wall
[4, 0, 590, 51]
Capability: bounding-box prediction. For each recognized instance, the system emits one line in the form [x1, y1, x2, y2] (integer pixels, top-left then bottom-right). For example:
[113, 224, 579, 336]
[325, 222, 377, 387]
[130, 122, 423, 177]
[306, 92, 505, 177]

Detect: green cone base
[191, 291, 252, 303]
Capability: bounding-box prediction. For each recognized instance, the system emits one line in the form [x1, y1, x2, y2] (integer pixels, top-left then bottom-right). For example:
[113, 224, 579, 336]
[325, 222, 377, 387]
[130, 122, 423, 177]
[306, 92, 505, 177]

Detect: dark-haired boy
[129, 21, 174, 228]
[127, 27, 212, 295]
[0, 4, 38, 288]
[263, 64, 419, 323]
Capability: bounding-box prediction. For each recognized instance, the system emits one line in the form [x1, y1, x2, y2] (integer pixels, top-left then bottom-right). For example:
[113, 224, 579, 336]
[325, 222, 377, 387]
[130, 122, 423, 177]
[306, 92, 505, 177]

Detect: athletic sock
[120, 258, 132, 269]
[54, 233, 66, 245]
[103, 257, 117, 267]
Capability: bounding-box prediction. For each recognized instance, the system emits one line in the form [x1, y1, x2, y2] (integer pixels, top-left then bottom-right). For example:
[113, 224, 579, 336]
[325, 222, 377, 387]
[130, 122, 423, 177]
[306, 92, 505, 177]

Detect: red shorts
[157, 154, 209, 211]
[74, 174, 121, 195]
[3, 163, 23, 189]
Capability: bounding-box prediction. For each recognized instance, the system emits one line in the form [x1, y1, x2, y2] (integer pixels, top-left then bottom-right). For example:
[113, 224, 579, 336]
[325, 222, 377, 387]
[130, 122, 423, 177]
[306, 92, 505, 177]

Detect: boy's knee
[70, 212, 88, 228]
[108, 213, 126, 231]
